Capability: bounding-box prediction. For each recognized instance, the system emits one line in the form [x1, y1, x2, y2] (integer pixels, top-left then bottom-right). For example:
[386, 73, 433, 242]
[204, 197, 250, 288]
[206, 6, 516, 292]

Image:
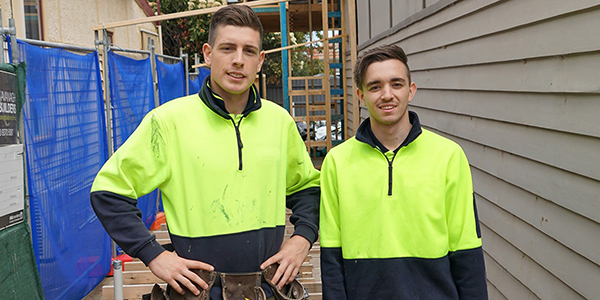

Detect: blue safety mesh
[189, 67, 211, 95]
[156, 57, 185, 104]
[107, 51, 158, 228]
[18, 40, 111, 300]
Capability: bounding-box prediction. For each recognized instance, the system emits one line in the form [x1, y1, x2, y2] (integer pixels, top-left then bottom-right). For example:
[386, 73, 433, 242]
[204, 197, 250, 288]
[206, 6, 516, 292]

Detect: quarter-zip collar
[198, 75, 262, 120]
[198, 76, 262, 171]
[355, 111, 423, 196]
[356, 111, 422, 153]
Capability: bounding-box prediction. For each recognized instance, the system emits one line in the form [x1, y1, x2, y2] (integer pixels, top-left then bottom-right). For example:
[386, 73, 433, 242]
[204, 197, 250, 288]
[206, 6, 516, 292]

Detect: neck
[223, 91, 250, 116]
[370, 116, 412, 151]
[210, 78, 251, 116]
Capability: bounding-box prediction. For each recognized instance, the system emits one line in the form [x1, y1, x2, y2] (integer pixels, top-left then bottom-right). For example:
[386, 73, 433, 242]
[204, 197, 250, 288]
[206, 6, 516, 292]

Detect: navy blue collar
[355, 111, 422, 153]
[198, 75, 262, 119]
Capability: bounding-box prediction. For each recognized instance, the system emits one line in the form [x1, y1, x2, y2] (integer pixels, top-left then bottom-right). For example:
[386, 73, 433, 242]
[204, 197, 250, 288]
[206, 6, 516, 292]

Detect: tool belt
[148, 263, 306, 300]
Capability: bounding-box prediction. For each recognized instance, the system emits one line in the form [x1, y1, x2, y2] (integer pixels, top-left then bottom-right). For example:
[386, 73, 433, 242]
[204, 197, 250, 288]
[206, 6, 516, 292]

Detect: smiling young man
[90, 5, 320, 300]
[319, 44, 488, 299]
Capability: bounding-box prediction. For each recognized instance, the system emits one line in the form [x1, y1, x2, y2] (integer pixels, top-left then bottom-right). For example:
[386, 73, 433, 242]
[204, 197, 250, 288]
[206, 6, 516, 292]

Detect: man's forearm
[91, 190, 165, 265]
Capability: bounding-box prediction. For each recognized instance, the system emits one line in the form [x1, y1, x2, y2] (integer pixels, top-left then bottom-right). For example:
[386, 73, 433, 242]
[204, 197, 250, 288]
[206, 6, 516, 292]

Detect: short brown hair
[208, 5, 264, 49]
[354, 44, 411, 89]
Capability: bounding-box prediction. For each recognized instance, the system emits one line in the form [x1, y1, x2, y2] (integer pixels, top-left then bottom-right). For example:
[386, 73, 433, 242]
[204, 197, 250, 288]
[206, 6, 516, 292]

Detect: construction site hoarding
[0, 70, 18, 144]
[0, 144, 24, 230]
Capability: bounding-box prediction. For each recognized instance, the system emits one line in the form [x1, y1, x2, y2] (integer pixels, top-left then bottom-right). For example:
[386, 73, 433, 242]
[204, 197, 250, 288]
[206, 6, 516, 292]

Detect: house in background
[0, 0, 159, 51]
[344, 0, 600, 299]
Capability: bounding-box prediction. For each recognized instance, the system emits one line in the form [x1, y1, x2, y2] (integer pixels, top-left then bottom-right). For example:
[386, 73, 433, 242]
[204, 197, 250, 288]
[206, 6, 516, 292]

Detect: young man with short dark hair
[91, 5, 319, 299]
[319, 44, 488, 299]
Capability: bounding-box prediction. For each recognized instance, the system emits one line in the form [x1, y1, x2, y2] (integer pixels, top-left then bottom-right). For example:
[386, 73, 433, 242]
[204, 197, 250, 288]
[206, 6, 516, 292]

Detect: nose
[381, 85, 393, 100]
[232, 49, 244, 67]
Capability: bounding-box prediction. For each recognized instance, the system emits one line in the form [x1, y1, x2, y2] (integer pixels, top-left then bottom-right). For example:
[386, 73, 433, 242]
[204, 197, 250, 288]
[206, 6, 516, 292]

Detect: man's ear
[408, 82, 417, 103]
[202, 43, 212, 66]
[356, 88, 365, 105]
[257, 50, 265, 73]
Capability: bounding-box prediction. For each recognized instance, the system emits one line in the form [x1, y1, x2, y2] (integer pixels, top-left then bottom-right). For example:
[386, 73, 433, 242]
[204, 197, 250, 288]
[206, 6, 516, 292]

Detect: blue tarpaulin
[156, 57, 185, 104]
[18, 40, 111, 300]
[107, 51, 158, 228]
[189, 67, 211, 95]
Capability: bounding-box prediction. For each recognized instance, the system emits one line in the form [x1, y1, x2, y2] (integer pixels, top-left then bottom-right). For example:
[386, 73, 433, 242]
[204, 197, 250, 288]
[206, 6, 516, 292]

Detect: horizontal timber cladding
[410, 90, 600, 139]
[411, 52, 600, 93]
[478, 198, 599, 299]
[481, 225, 586, 300]
[471, 167, 600, 266]
[486, 281, 509, 300]
[411, 107, 600, 182]
[422, 125, 600, 225]
[483, 252, 540, 300]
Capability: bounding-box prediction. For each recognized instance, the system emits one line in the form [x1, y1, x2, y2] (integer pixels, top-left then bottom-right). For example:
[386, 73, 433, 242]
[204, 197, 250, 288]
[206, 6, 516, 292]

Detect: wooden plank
[483, 252, 540, 300]
[428, 130, 600, 224]
[478, 198, 599, 299]
[369, 0, 390, 41]
[92, 0, 287, 30]
[472, 167, 600, 265]
[480, 224, 586, 300]
[411, 90, 600, 138]
[103, 283, 166, 300]
[395, 0, 600, 54]
[487, 280, 508, 300]
[152, 230, 169, 240]
[413, 107, 600, 181]
[122, 270, 163, 285]
[365, 0, 500, 50]
[123, 261, 149, 271]
[408, 5, 600, 71]
[412, 52, 600, 93]
[356, 0, 370, 45]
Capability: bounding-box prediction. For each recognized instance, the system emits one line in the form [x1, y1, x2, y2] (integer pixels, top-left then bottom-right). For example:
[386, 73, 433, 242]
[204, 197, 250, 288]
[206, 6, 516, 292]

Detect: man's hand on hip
[260, 235, 311, 289]
[148, 251, 214, 296]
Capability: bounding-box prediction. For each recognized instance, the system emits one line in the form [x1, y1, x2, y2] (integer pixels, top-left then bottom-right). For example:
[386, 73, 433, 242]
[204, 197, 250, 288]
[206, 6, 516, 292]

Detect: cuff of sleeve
[135, 239, 166, 266]
[292, 224, 318, 246]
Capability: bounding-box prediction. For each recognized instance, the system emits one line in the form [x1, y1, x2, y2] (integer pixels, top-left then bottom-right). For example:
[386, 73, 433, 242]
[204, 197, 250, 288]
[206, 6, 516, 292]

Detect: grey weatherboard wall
[346, 0, 600, 298]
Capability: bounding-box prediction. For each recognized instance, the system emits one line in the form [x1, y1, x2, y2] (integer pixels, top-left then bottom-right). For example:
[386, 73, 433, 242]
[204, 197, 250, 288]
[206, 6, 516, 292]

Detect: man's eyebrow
[390, 77, 407, 83]
[365, 79, 381, 87]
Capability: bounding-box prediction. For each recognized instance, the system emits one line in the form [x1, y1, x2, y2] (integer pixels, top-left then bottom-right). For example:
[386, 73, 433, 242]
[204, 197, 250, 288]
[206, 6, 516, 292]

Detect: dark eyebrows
[365, 79, 381, 88]
[365, 77, 407, 88]
[217, 42, 259, 51]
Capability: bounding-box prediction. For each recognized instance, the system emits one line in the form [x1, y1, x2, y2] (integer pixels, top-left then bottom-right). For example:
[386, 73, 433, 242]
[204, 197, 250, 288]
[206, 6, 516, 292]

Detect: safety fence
[16, 37, 210, 300]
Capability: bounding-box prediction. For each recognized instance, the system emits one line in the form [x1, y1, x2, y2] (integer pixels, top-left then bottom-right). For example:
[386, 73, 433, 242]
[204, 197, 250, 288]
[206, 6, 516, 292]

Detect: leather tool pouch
[168, 269, 216, 300]
[153, 264, 306, 300]
[221, 272, 266, 300]
[262, 264, 306, 300]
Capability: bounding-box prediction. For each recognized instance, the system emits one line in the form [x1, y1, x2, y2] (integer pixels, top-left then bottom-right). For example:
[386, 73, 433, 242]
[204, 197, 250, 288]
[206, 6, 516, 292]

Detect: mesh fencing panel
[189, 67, 211, 95]
[18, 40, 111, 300]
[156, 57, 185, 104]
[107, 51, 158, 228]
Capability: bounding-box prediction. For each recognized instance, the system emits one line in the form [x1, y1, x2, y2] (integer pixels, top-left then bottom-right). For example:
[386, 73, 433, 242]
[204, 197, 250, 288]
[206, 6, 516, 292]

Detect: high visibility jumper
[319, 112, 487, 300]
[91, 77, 320, 283]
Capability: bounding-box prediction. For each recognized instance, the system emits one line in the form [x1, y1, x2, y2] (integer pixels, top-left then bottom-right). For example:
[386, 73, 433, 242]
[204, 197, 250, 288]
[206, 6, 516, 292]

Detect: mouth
[379, 104, 396, 111]
[228, 72, 245, 79]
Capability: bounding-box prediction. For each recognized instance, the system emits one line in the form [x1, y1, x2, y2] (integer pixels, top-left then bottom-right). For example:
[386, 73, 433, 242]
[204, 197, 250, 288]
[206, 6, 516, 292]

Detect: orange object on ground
[107, 253, 133, 276]
[150, 212, 166, 230]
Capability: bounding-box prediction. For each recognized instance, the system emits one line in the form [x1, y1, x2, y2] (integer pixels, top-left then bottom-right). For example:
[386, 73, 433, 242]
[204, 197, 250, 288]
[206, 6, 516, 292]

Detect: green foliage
[150, 0, 324, 83]
[262, 32, 324, 85]
[149, 0, 220, 60]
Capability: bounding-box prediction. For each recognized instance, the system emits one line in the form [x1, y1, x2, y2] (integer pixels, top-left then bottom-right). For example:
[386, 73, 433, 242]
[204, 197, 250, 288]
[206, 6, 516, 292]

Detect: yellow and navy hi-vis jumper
[90, 77, 320, 298]
[320, 112, 487, 300]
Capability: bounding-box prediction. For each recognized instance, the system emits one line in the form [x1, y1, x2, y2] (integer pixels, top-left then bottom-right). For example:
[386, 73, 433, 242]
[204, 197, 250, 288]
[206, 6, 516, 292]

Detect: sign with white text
[0, 70, 18, 144]
[0, 144, 24, 230]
